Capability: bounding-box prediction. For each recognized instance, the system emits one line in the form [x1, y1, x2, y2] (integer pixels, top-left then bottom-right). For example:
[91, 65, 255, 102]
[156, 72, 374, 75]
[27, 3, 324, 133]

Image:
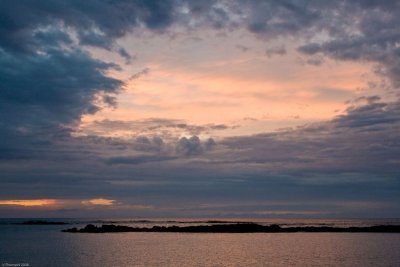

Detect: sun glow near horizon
[0, 199, 58, 207]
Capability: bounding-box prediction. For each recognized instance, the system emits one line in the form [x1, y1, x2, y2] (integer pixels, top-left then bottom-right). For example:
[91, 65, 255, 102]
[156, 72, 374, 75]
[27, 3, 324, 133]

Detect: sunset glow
[2, 2, 400, 266]
[0, 0, 399, 218]
[81, 198, 115, 206]
[0, 199, 57, 207]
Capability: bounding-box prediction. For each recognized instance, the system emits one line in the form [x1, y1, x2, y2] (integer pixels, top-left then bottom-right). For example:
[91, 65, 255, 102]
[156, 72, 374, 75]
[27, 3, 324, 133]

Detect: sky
[0, 0, 399, 218]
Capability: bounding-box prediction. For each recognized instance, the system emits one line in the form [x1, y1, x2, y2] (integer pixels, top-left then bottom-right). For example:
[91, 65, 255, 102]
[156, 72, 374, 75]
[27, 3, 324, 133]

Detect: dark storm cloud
[0, 0, 177, 52]
[0, 49, 121, 130]
[0, 46, 122, 161]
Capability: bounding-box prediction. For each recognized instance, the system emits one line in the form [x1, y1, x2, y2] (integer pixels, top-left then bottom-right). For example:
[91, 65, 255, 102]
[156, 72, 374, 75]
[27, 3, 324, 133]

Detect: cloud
[0, 199, 57, 207]
[0, 0, 178, 53]
[176, 136, 214, 156]
[333, 97, 400, 128]
[295, 1, 400, 88]
[81, 198, 115, 206]
[0, 49, 122, 131]
[244, 1, 322, 37]
[105, 155, 177, 165]
[128, 68, 150, 81]
[81, 118, 231, 138]
[220, 97, 400, 174]
[304, 56, 324, 66]
[0, 47, 123, 162]
[265, 45, 286, 57]
[103, 134, 216, 164]
[235, 44, 249, 52]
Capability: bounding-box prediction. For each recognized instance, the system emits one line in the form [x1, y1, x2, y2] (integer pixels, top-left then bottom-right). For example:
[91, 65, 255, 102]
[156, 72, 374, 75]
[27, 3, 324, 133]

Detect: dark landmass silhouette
[62, 223, 400, 233]
[90, 220, 253, 224]
[17, 220, 69, 225]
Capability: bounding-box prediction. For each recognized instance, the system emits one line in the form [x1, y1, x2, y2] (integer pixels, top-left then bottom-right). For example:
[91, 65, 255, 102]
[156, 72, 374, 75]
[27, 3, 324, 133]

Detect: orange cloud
[0, 199, 57, 206]
[81, 198, 115, 206]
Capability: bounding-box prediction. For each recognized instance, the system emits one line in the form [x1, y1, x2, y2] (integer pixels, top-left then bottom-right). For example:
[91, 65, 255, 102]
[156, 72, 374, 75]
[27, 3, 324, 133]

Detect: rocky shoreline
[62, 223, 400, 233]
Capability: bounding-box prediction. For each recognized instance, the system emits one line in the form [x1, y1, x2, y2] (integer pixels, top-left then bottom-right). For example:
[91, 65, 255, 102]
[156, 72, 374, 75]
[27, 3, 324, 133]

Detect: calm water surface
[1, 219, 400, 267]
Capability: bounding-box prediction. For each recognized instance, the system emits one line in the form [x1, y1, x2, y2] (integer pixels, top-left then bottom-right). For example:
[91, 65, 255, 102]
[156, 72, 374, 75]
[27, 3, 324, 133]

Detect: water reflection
[1, 222, 400, 267]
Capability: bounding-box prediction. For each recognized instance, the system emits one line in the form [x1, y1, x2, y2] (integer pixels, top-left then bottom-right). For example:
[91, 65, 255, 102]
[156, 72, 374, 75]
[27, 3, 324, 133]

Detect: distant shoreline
[62, 223, 400, 233]
[15, 220, 69, 225]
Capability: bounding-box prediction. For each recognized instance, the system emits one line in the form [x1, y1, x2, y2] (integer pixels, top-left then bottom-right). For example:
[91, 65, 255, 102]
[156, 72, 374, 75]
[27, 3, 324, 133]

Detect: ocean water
[1, 219, 400, 267]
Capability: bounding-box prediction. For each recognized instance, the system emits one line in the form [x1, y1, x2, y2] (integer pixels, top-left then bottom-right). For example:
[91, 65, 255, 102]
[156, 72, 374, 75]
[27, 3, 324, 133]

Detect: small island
[62, 223, 400, 233]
